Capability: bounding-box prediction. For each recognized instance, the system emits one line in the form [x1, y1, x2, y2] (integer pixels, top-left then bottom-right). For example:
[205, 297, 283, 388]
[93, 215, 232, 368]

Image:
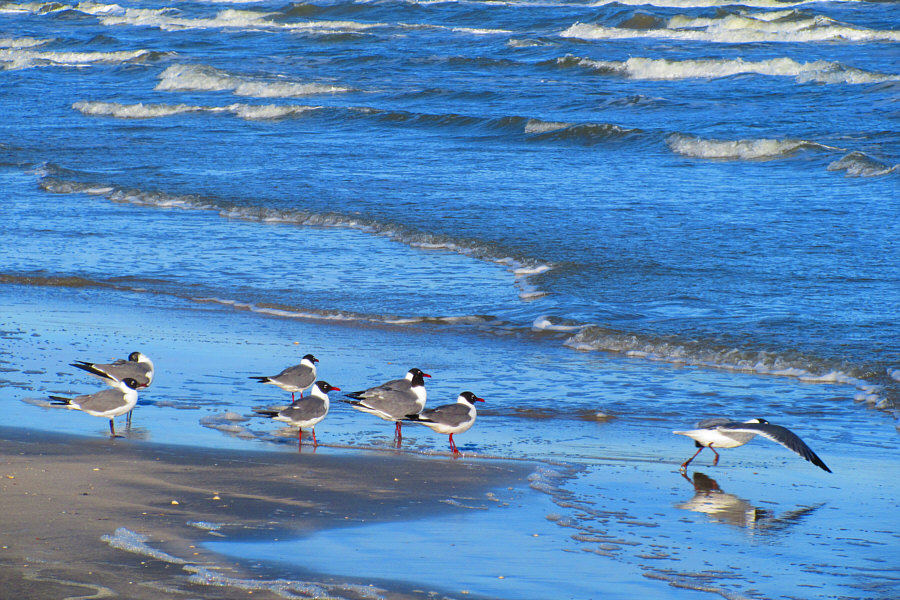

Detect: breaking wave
[562, 55, 900, 85]
[827, 152, 899, 178]
[77, 2, 386, 34]
[73, 100, 321, 120]
[564, 325, 895, 410]
[0, 47, 168, 70]
[666, 133, 837, 160]
[72, 92, 638, 148]
[562, 10, 900, 44]
[36, 172, 554, 300]
[156, 64, 351, 97]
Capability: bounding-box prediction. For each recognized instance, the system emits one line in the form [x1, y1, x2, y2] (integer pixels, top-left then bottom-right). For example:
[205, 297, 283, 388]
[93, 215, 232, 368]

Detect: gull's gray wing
[280, 397, 328, 423]
[71, 359, 151, 387]
[418, 404, 471, 428]
[272, 362, 316, 389]
[353, 388, 418, 419]
[718, 422, 832, 473]
[696, 417, 737, 429]
[74, 388, 129, 413]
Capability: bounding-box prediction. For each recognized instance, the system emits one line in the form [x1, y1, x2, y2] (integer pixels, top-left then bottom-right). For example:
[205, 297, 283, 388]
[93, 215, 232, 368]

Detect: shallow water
[2, 0, 899, 597]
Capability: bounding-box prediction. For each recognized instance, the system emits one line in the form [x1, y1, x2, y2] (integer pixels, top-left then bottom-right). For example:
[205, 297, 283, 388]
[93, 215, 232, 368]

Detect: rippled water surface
[2, 0, 898, 597]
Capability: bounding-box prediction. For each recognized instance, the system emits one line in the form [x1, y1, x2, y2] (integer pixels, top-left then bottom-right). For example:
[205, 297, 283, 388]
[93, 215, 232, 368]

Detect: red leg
[312, 428, 318, 447]
[681, 446, 704, 470]
[395, 422, 403, 446]
[449, 434, 458, 454]
[109, 419, 116, 437]
[298, 429, 303, 451]
[291, 392, 295, 402]
[710, 444, 720, 466]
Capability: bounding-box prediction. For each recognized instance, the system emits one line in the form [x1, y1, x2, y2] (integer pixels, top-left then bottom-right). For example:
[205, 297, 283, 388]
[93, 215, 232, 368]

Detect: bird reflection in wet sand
[677, 471, 824, 532]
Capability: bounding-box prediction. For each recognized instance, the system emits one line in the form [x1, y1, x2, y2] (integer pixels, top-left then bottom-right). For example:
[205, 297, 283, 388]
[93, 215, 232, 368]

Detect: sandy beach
[0, 426, 530, 600]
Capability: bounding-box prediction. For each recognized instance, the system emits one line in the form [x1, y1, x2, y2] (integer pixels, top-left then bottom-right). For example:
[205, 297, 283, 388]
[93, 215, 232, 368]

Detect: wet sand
[0, 426, 529, 599]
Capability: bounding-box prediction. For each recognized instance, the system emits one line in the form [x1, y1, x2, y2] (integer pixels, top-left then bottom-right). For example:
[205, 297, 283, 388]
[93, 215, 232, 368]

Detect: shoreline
[0, 426, 532, 600]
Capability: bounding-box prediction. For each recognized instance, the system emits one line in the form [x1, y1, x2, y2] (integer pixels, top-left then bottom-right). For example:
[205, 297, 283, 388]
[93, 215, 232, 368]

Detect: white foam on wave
[101, 527, 383, 599]
[0, 47, 159, 70]
[565, 326, 891, 409]
[587, 0, 833, 7]
[156, 64, 350, 98]
[73, 100, 321, 121]
[73, 1, 386, 34]
[667, 133, 835, 160]
[0, 37, 50, 49]
[0, 1, 71, 14]
[827, 151, 898, 178]
[561, 10, 900, 44]
[102, 528, 186, 564]
[567, 55, 899, 85]
[39, 176, 555, 303]
[532, 315, 589, 333]
[525, 119, 569, 134]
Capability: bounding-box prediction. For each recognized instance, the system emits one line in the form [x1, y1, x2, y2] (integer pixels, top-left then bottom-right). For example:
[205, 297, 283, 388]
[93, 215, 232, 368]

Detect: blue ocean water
[1, 0, 899, 598]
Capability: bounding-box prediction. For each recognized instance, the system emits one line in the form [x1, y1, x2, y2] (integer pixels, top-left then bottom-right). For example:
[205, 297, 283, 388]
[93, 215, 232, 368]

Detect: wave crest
[37, 173, 554, 300]
[1, 47, 166, 70]
[666, 133, 834, 160]
[72, 100, 320, 120]
[565, 325, 894, 409]
[562, 10, 900, 44]
[827, 152, 898, 178]
[562, 55, 899, 85]
[156, 64, 350, 97]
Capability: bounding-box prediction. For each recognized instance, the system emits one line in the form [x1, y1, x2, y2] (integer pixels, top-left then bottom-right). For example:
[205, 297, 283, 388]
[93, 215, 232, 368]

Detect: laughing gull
[70, 351, 155, 389]
[49, 378, 141, 438]
[254, 381, 340, 449]
[404, 391, 484, 454]
[674, 418, 832, 473]
[342, 368, 430, 443]
[249, 354, 318, 401]
[70, 351, 154, 427]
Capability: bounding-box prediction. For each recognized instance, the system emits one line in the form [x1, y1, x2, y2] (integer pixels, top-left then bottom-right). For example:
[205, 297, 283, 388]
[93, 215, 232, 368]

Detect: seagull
[49, 378, 141, 438]
[253, 381, 340, 449]
[673, 418, 832, 473]
[249, 354, 318, 401]
[404, 391, 484, 454]
[70, 351, 155, 427]
[342, 368, 430, 443]
[70, 351, 155, 389]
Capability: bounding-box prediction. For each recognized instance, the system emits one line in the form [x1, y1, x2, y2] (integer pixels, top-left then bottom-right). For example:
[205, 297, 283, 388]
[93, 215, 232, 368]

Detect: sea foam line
[666, 133, 839, 161]
[561, 10, 900, 44]
[73, 100, 321, 121]
[156, 64, 351, 97]
[562, 55, 900, 85]
[0, 47, 165, 70]
[564, 326, 894, 410]
[36, 174, 554, 301]
[827, 152, 899, 178]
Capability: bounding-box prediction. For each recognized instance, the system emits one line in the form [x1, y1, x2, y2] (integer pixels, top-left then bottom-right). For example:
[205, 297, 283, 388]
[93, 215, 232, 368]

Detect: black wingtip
[253, 409, 279, 418]
[49, 396, 71, 405]
[70, 362, 109, 379]
[249, 376, 269, 383]
[344, 391, 365, 400]
[813, 456, 832, 473]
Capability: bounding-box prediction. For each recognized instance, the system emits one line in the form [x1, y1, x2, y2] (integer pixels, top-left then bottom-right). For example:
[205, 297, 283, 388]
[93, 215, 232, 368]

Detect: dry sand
[0, 426, 529, 599]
